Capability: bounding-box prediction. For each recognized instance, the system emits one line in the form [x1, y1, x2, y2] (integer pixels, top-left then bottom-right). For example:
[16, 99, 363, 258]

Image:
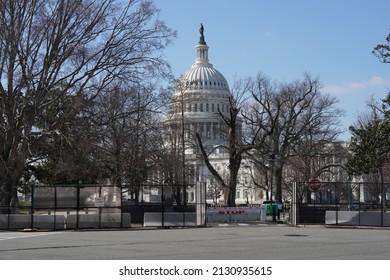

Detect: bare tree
[92, 83, 159, 183]
[373, 32, 390, 64]
[245, 73, 343, 202]
[161, 77, 195, 206]
[195, 79, 261, 207]
[0, 0, 175, 210]
[242, 151, 270, 200]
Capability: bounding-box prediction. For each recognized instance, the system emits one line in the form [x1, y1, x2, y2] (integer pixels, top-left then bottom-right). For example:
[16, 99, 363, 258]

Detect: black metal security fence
[290, 181, 390, 227]
[0, 183, 206, 230]
[0, 184, 125, 230]
[122, 182, 206, 228]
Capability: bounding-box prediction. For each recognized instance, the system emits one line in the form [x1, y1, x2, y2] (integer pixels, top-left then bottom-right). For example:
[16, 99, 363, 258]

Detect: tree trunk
[227, 171, 237, 207]
[0, 180, 19, 214]
[275, 165, 283, 203]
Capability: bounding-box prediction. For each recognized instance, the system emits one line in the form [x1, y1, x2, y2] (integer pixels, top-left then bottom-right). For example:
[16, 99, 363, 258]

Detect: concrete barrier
[325, 211, 390, 226]
[34, 215, 65, 229]
[207, 207, 261, 222]
[66, 213, 131, 229]
[0, 213, 131, 230]
[0, 214, 8, 229]
[0, 214, 66, 229]
[144, 212, 196, 227]
[66, 213, 99, 229]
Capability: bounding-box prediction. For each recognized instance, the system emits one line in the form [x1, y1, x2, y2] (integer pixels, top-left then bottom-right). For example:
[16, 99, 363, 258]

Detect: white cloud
[369, 76, 390, 86]
[323, 76, 390, 94]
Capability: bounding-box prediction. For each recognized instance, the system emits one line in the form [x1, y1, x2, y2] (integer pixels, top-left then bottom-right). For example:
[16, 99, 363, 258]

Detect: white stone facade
[166, 27, 260, 205]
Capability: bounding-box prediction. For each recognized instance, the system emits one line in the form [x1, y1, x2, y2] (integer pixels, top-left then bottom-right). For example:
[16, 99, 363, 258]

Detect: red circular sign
[309, 178, 321, 192]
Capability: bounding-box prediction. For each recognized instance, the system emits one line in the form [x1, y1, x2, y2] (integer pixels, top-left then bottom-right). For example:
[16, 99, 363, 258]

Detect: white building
[166, 25, 261, 205]
[165, 25, 362, 206]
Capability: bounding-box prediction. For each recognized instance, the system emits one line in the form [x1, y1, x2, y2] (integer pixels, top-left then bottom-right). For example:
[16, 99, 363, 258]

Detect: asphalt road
[1, 223, 390, 260]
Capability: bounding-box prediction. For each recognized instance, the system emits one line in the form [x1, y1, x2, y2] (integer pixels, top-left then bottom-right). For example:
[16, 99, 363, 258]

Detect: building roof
[176, 24, 230, 94]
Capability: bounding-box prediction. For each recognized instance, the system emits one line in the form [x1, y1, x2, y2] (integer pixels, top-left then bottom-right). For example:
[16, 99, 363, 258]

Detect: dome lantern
[194, 24, 212, 68]
[177, 24, 230, 93]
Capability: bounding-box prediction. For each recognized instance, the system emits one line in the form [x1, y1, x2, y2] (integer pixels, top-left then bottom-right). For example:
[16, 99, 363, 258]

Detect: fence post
[31, 185, 35, 229]
[120, 185, 123, 228]
[98, 186, 102, 228]
[196, 182, 206, 227]
[161, 185, 164, 227]
[291, 182, 297, 226]
[7, 185, 11, 229]
[76, 184, 80, 229]
[182, 183, 186, 227]
[358, 183, 361, 226]
[335, 197, 339, 225]
[54, 186, 57, 229]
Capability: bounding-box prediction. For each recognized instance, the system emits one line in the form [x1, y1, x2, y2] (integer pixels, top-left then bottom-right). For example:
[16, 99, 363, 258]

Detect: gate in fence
[291, 181, 390, 227]
[0, 183, 206, 230]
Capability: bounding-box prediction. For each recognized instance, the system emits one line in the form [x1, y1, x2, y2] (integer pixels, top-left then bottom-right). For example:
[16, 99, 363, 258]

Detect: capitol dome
[182, 66, 229, 92]
[176, 24, 230, 95]
[167, 24, 233, 156]
[165, 25, 250, 207]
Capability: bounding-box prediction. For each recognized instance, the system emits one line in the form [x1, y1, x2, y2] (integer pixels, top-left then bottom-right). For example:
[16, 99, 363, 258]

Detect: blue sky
[154, 0, 390, 140]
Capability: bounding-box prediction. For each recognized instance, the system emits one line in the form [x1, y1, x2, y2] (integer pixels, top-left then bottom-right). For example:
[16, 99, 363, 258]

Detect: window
[194, 103, 197, 112]
[200, 103, 203, 112]
[211, 103, 215, 112]
[206, 103, 209, 112]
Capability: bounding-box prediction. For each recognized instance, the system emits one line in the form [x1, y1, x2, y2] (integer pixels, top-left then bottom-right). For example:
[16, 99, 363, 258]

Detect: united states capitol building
[162, 25, 353, 206]
[164, 25, 257, 205]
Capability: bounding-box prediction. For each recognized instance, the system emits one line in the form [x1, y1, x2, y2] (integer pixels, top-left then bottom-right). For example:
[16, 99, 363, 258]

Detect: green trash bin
[265, 204, 271, 215]
[271, 204, 278, 217]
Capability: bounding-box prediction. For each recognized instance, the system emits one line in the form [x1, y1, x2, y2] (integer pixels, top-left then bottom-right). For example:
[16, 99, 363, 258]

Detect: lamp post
[264, 154, 282, 222]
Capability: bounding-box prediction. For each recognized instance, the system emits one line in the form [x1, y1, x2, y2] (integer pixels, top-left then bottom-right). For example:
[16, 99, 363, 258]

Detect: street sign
[309, 178, 321, 192]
